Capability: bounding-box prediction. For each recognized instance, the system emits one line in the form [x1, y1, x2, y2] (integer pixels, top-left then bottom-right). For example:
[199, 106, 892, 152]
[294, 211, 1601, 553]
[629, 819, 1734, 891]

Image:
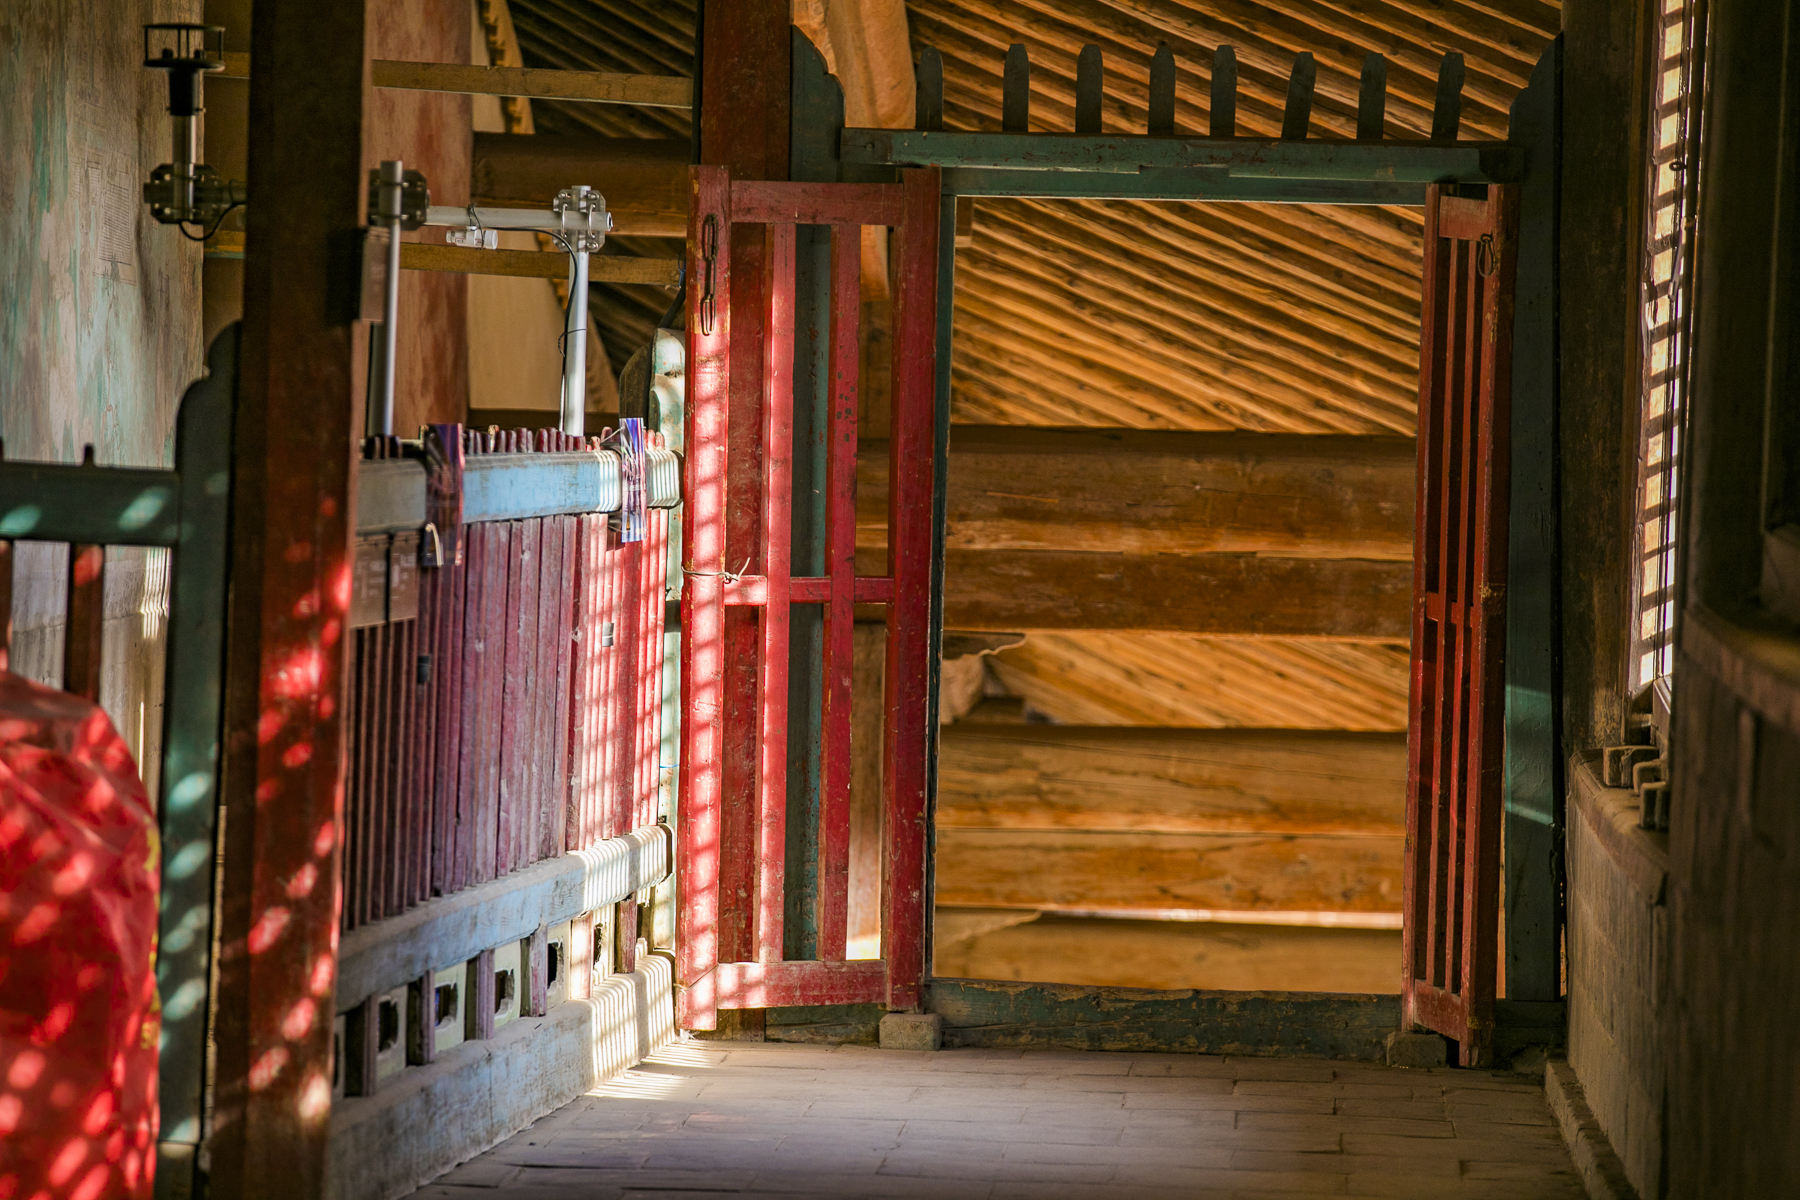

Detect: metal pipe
[563, 248, 589, 438]
[375, 159, 404, 438]
[424, 204, 564, 230]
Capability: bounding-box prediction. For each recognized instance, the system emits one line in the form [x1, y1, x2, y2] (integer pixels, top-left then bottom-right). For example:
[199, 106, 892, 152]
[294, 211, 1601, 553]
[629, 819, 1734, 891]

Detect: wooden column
[209, 0, 368, 1192]
[699, 0, 790, 974]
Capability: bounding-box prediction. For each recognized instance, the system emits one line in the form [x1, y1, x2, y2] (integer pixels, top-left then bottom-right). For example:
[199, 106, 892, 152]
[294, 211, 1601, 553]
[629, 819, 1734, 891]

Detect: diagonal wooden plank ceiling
[912, 0, 1559, 435]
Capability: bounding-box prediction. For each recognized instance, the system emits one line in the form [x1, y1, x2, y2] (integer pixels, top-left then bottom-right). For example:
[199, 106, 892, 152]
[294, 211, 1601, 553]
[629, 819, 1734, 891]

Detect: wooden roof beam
[932, 549, 1411, 639]
[938, 725, 1405, 836]
[470, 133, 688, 236]
[858, 426, 1417, 560]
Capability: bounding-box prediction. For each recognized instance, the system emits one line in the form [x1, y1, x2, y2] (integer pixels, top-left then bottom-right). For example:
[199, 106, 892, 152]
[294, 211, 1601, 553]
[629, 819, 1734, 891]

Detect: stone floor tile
[432, 1161, 524, 1187]
[1126, 1127, 1341, 1154]
[991, 1183, 1231, 1200]
[1333, 1098, 1452, 1120]
[410, 1041, 1579, 1200]
[1127, 1091, 1337, 1114]
[1446, 1102, 1553, 1125]
[1343, 1132, 1570, 1161]
[1239, 1111, 1456, 1138]
[1126, 1055, 1234, 1077]
[1232, 1149, 1458, 1177]
[899, 1119, 1119, 1145]
[877, 1154, 1117, 1183]
[750, 1170, 994, 1198]
[1112, 1163, 1349, 1193]
[996, 1139, 1232, 1169]
[1226, 1060, 1340, 1083]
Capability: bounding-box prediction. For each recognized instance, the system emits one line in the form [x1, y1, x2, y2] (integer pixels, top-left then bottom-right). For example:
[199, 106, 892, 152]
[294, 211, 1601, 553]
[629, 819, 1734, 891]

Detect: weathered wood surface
[857, 427, 1416, 558]
[471, 134, 689, 236]
[925, 978, 1401, 1060]
[937, 726, 1405, 835]
[984, 632, 1410, 729]
[933, 911, 1401, 993]
[932, 549, 1412, 638]
[934, 828, 1403, 913]
[374, 60, 691, 108]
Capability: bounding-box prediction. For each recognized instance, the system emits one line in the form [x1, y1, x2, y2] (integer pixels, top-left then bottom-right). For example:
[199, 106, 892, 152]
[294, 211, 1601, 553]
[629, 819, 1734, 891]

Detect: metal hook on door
[1476, 232, 1498, 278]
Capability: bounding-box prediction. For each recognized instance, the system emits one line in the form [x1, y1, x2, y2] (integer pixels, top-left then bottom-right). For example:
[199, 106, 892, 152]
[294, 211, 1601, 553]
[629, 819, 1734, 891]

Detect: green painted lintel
[0, 462, 182, 545]
[844, 129, 1519, 186]
[941, 167, 1423, 205]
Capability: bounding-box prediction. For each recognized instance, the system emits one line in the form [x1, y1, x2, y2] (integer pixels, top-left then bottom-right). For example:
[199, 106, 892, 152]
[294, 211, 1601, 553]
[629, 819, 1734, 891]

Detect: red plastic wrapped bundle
[0, 672, 159, 1200]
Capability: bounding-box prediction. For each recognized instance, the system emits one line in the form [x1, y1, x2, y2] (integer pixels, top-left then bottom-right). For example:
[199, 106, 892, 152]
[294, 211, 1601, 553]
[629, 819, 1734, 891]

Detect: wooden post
[63, 543, 105, 702]
[209, 0, 369, 1191]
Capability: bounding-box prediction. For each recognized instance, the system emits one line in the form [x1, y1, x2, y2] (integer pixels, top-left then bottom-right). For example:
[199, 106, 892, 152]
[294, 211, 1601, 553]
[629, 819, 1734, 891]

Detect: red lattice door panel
[677, 168, 941, 1027]
[1402, 184, 1519, 1066]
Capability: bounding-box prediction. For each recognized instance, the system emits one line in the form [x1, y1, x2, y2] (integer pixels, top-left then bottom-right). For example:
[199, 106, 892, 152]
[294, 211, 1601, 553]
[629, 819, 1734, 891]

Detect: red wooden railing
[1401, 184, 1518, 1066]
[341, 427, 671, 932]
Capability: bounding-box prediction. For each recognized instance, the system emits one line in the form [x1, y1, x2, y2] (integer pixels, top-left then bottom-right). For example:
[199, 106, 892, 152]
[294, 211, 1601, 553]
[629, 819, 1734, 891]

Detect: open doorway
[926, 192, 1417, 995]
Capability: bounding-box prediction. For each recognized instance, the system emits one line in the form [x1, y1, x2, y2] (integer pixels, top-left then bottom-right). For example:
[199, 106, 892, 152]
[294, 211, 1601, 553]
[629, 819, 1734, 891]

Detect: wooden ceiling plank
[953, 289, 1360, 433]
[991, 200, 1422, 377]
[961, 228, 1418, 431]
[1079, 200, 1423, 334]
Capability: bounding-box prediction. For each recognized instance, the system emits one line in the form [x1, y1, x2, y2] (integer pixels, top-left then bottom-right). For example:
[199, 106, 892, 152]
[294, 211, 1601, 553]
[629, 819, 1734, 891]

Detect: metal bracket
[369, 167, 431, 230]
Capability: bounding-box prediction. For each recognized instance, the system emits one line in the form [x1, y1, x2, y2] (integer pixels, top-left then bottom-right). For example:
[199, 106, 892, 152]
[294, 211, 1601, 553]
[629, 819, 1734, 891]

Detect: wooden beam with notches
[471, 134, 689, 238]
[858, 427, 1416, 558]
[937, 726, 1405, 836]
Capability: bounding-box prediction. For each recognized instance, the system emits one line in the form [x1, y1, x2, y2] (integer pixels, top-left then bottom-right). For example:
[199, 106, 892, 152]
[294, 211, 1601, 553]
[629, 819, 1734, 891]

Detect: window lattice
[1631, 0, 1708, 692]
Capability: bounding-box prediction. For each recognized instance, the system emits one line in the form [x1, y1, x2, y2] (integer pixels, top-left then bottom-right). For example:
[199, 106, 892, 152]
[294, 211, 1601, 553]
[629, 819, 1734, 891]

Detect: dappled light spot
[0, 1092, 21, 1133]
[79, 1091, 113, 1137]
[293, 588, 321, 618]
[280, 999, 316, 1041]
[33, 1000, 76, 1043]
[298, 1072, 332, 1123]
[51, 854, 94, 896]
[281, 741, 314, 769]
[14, 904, 59, 945]
[8, 1050, 46, 1088]
[322, 618, 341, 650]
[257, 708, 284, 744]
[47, 1137, 87, 1186]
[249, 1047, 289, 1091]
[70, 1162, 112, 1200]
[270, 648, 324, 699]
[287, 862, 318, 899]
[309, 953, 335, 996]
[49, 1079, 78, 1107]
[329, 561, 352, 611]
[248, 906, 291, 954]
[312, 821, 336, 857]
[256, 779, 278, 803]
[283, 539, 314, 564]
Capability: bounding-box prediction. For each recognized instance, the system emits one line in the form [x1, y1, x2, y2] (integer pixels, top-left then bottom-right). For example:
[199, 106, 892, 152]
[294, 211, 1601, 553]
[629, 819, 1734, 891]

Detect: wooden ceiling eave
[975, 204, 1421, 383]
[956, 262, 1414, 436]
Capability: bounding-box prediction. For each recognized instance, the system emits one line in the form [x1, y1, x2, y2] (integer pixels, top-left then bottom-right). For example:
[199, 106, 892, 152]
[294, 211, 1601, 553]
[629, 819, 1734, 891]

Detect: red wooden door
[677, 168, 941, 1028]
[1402, 184, 1519, 1066]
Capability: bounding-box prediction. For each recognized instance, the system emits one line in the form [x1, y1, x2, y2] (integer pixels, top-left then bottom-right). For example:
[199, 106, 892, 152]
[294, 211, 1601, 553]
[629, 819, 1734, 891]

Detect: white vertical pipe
[376, 159, 405, 439]
[563, 249, 589, 438]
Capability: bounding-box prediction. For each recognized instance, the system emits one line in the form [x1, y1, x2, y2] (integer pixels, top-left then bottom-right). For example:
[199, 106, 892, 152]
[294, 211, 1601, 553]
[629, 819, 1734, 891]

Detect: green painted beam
[941, 167, 1423, 205]
[0, 462, 183, 545]
[927, 978, 1401, 1060]
[843, 128, 1518, 185]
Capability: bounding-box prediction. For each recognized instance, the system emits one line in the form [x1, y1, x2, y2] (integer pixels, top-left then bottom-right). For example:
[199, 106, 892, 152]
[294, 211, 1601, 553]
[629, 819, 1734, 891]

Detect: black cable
[178, 200, 243, 243]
